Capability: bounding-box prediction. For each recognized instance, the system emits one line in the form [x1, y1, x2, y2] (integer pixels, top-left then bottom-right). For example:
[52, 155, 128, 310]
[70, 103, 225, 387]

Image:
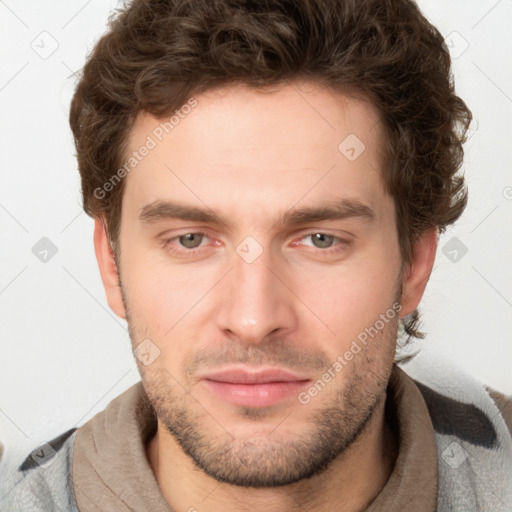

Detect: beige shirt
[72, 366, 443, 511]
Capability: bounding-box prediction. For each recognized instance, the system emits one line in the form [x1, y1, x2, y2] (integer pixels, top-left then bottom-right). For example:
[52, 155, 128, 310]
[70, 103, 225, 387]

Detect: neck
[146, 394, 397, 512]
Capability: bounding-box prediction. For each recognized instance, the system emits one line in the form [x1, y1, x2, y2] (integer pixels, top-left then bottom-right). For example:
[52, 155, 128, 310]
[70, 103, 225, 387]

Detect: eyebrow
[138, 198, 375, 229]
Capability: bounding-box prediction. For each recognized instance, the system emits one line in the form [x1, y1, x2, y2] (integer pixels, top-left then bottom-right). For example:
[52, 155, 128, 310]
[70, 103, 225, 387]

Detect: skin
[94, 81, 437, 512]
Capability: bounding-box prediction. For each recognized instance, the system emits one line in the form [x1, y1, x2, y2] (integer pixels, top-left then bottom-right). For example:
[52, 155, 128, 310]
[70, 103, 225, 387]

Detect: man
[1, 0, 511, 510]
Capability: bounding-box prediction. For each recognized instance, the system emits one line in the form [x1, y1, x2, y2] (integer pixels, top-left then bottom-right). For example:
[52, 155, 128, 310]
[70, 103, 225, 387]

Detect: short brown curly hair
[69, 0, 472, 341]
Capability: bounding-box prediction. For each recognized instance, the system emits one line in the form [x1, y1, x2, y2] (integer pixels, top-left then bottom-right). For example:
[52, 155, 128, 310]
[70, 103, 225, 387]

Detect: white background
[0, 0, 511, 457]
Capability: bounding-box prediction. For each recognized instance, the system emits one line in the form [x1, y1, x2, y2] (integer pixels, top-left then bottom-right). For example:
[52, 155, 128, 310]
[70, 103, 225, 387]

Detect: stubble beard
[119, 271, 398, 488]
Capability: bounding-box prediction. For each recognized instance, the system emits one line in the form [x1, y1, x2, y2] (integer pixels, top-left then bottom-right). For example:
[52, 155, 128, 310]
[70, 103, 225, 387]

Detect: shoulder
[0, 427, 79, 512]
[486, 386, 512, 436]
[401, 356, 512, 509]
[400, 356, 512, 447]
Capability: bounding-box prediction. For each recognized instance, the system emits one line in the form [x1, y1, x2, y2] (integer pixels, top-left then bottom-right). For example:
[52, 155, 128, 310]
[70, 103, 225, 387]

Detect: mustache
[184, 339, 331, 376]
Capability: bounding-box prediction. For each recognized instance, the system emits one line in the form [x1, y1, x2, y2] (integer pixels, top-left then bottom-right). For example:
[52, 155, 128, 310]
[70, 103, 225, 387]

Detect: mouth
[200, 367, 312, 408]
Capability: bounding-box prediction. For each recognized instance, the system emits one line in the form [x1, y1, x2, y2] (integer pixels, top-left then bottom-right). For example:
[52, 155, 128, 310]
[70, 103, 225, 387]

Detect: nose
[215, 241, 298, 345]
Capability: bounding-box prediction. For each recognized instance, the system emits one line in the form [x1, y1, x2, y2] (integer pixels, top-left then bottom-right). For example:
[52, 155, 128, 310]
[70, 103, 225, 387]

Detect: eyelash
[161, 231, 349, 257]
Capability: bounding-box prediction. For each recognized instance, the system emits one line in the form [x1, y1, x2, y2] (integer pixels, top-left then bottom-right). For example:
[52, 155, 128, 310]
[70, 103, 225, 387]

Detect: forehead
[122, 82, 389, 220]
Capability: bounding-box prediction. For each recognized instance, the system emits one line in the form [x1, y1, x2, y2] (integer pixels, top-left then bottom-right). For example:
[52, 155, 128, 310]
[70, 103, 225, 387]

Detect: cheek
[292, 253, 401, 342]
[120, 245, 219, 353]
[125, 267, 203, 328]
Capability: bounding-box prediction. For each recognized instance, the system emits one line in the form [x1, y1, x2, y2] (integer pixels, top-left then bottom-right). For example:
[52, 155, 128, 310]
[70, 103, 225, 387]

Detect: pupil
[314, 233, 332, 248]
[182, 233, 201, 248]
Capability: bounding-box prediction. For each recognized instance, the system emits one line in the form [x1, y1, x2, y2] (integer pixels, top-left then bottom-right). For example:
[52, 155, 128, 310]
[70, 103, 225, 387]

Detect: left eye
[175, 232, 208, 249]
[300, 233, 339, 249]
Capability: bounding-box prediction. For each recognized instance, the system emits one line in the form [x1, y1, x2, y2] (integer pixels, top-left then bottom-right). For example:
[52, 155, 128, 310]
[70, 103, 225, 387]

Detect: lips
[204, 368, 309, 384]
[200, 367, 311, 408]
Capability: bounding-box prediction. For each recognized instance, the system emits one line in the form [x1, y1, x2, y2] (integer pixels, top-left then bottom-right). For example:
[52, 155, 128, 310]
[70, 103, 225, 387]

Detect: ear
[93, 217, 127, 319]
[399, 227, 438, 317]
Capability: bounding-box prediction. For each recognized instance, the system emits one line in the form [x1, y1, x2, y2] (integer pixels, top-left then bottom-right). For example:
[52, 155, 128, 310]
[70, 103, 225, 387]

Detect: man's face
[112, 82, 404, 486]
